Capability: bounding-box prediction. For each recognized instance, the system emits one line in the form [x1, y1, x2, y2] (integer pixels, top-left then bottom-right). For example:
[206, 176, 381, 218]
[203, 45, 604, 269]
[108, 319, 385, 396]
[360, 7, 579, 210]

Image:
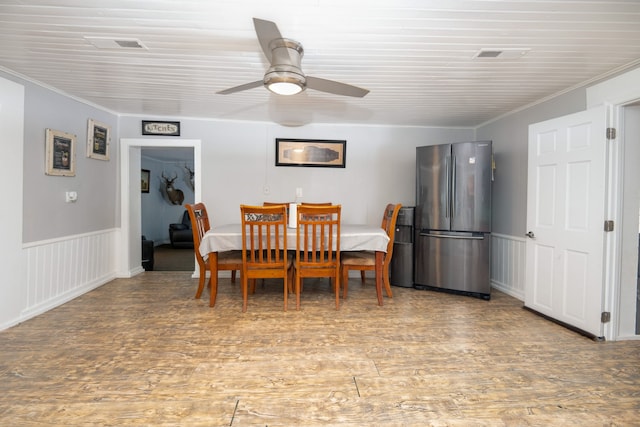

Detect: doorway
[141, 147, 195, 271]
[619, 104, 640, 337]
[118, 138, 201, 277]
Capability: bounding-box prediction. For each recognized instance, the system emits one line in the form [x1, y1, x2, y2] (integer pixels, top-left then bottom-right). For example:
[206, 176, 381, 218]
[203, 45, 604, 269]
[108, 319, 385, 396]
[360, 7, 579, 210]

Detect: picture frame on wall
[87, 119, 110, 161]
[275, 138, 346, 168]
[45, 128, 76, 176]
[141, 169, 150, 193]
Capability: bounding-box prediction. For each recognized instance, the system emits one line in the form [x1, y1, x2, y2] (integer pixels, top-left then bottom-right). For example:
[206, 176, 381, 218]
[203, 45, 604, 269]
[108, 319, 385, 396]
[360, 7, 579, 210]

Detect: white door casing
[0, 77, 25, 329]
[525, 105, 607, 338]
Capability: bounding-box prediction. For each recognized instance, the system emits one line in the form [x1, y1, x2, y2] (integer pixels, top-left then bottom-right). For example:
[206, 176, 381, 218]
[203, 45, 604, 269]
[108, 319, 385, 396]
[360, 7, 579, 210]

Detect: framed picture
[87, 119, 110, 161]
[275, 138, 346, 168]
[45, 128, 76, 176]
[141, 169, 150, 193]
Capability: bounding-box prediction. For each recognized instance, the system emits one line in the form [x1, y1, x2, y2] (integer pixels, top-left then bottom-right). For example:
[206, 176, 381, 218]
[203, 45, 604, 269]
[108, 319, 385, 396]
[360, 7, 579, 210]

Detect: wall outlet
[296, 187, 303, 198]
[65, 191, 78, 203]
[263, 184, 270, 195]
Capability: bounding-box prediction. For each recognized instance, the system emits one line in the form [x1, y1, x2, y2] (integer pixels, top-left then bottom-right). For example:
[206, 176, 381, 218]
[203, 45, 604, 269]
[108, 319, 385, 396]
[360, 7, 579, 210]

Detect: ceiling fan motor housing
[263, 38, 306, 90]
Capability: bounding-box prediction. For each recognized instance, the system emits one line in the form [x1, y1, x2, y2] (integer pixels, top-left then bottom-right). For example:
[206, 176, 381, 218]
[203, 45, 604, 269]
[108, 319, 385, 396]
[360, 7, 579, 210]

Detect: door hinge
[604, 220, 614, 232]
[601, 312, 611, 323]
[606, 127, 616, 140]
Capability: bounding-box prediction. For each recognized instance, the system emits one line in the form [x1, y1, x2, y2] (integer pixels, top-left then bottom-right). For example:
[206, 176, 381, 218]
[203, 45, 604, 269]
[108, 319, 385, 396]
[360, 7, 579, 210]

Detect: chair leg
[383, 262, 393, 298]
[295, 274, 301, 311]
[209, 268, 219, 307]
[231, 270, 237, 283]
[360, 270, 366, 284]
[283, 273, 288, 312]
[335, 272, 340, 310]
[242, 276, 249, 312]
[287, 267, 294, 294]
[341, 266, 350, 299]
[195, 265, 206, 299]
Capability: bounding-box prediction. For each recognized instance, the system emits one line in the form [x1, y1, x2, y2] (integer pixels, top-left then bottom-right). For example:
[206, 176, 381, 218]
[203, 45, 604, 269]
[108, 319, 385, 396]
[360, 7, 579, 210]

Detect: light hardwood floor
[0, 272, 638, 426]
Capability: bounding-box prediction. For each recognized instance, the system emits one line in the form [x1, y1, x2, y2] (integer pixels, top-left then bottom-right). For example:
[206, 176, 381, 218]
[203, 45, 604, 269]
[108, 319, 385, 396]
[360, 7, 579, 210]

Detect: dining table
[199, 223, 391, 306]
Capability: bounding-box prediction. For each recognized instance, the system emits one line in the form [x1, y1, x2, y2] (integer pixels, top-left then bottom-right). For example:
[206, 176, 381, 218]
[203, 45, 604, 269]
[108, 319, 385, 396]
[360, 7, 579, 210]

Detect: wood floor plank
[0, 271, 638, 425]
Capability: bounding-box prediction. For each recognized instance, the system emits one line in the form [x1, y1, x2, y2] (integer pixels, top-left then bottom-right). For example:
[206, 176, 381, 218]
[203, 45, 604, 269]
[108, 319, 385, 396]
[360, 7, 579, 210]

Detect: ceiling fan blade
[253, 18, 282, 63]
[305, 76, 369, 98]
[217, 80, 263, 95]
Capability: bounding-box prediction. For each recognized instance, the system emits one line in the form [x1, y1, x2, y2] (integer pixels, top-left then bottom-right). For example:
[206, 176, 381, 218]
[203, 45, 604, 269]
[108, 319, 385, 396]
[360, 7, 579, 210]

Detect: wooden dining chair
[294, 205, 342, 310]
[185, 203, 243, 307]
[340, 203, 402, 301]
[240, 204, 294, 312]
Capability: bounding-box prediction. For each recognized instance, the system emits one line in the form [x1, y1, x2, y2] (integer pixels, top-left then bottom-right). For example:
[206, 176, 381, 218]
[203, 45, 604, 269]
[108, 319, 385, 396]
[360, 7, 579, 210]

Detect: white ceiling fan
[217, 18, 369, 98]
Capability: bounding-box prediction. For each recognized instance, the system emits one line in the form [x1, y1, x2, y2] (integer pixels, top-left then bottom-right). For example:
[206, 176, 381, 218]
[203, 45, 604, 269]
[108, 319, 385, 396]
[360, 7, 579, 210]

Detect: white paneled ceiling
[1, 0, 640, 127]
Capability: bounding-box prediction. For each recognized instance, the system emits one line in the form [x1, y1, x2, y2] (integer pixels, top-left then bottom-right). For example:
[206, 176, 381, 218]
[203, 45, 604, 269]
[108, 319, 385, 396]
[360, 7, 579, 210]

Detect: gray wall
[119, 117, 475, 227]
[0, 70, 120, 243]
[476, 88, 587, 236]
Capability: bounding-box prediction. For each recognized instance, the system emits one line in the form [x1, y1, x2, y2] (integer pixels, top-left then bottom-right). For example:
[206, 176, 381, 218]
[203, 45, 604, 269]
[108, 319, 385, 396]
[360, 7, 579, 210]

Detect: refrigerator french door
[414, 141, 492, 299]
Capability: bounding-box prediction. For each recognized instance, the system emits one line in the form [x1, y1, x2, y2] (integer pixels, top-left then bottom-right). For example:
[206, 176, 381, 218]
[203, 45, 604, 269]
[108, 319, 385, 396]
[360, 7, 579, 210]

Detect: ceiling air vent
[473, 48, 530, 59]
[84, 36, 148, 50]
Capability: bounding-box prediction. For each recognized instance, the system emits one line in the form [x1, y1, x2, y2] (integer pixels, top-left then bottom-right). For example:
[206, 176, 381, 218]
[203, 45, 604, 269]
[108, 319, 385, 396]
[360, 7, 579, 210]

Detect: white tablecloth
[199, 223, 389, 259]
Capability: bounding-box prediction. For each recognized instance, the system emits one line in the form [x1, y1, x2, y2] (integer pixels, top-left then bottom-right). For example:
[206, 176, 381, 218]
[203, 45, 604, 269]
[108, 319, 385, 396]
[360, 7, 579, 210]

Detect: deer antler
[161, 171, 177, 183]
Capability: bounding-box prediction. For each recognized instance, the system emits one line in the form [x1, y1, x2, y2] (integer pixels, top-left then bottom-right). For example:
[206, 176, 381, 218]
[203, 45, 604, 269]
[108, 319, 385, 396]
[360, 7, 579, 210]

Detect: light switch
[296, 187, 303, 198]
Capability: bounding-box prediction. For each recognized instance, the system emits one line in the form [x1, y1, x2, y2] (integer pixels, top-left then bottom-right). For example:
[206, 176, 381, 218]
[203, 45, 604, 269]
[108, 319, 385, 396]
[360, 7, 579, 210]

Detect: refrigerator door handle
[445, 156, 451, 218]
[421, 232, 485, 240]
[451, 156, 456, 220]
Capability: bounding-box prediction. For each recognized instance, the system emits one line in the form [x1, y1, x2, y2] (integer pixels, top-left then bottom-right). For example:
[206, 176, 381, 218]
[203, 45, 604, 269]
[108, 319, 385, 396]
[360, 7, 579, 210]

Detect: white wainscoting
[21, 229, 118, 321]
[491, 233, 526, 301]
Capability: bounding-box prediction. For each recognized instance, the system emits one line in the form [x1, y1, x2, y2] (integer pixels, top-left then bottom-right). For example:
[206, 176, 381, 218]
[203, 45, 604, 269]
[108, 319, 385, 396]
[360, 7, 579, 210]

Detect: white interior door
[525, 105, 607, 338]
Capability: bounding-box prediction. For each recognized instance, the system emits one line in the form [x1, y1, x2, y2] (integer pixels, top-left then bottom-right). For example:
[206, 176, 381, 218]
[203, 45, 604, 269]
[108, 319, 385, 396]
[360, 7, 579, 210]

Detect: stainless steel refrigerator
[414, 141, 492, 299]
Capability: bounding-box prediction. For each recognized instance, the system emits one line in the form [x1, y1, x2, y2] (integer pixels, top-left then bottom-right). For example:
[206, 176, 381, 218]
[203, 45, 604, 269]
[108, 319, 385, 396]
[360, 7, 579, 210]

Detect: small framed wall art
[275, 138, 346, 168]
[141, 169, 150, 193]
[87, 119, 110, 161]
[45, 128, 76, 176]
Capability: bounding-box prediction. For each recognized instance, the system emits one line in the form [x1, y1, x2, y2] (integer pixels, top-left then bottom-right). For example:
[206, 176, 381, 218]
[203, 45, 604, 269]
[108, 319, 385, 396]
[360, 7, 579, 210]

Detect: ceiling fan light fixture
[267, 81, 303, 95]
[264, 71, 306, 95]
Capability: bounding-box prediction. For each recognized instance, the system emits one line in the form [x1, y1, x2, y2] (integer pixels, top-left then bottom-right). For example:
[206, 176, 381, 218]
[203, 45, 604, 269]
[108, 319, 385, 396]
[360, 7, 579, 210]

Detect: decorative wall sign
[275, 138, 346, 168]
[45, 128, 76, 176]
[87, 119, 110, 160]
[142, 120, 181, 136]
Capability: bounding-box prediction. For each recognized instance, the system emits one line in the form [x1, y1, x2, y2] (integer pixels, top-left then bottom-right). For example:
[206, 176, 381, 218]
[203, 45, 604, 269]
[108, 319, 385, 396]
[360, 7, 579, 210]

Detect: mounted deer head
[161, 171, 185, 205]
[184, 164, 194, 190]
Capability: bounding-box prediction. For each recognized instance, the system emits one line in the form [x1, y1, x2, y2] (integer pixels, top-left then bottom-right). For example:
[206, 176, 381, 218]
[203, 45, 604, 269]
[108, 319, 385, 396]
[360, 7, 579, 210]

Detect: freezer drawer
[414, 231, 490, 297]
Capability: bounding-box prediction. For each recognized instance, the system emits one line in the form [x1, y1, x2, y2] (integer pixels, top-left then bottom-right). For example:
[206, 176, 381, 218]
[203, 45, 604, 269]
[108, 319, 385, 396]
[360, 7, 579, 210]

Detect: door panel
[531, 243, 554, 310]
[525, 106, 607, 338]
[415, 145, 450, 231]
[452, 141, 492, 232]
